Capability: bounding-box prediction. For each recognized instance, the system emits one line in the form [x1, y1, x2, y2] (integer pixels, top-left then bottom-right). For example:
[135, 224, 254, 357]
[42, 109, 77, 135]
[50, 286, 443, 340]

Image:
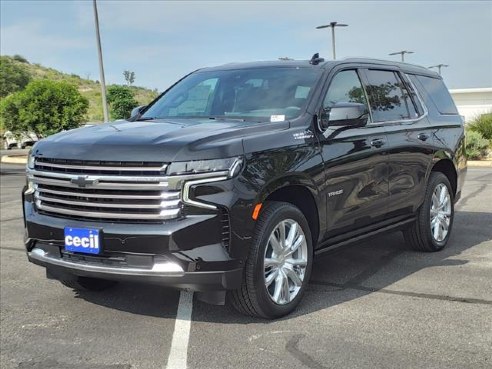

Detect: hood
[33, 118, 289, 162]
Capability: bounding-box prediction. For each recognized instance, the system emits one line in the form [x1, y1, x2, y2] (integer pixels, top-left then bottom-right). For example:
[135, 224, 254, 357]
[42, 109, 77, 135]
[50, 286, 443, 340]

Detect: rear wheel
[230, 202, 313, 319]
[404, 172, 454, 252]
[60, 276, 118, 292]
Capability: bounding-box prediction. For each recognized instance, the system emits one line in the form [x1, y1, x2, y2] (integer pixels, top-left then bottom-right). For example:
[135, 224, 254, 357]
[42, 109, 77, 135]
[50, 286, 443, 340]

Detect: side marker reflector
[252, 203, 262, 220]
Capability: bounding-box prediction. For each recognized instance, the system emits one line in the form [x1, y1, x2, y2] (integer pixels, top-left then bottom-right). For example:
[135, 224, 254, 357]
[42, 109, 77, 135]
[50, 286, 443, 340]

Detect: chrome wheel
[264, 219, 308, 305]
[430, 183, 452, 242]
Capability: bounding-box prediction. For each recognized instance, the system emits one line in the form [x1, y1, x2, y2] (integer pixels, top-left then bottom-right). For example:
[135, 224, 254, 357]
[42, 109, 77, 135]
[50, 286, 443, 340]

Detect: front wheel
[404, 172, 454, 252]
[230, 202, 313, 319]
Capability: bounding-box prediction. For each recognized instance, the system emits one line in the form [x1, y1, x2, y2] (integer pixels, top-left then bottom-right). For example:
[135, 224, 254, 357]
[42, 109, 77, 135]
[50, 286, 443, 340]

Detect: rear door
[359, 68, 433, 217]
[316, 67, 389, 240]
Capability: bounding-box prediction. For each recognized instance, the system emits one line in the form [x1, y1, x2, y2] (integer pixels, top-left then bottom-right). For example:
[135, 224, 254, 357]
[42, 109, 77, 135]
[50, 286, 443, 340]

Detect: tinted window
[414, 75, 458, 115]
[364, 70, 419, 122]
[142, 67, 321, 121]
[323, 70, 368, 109]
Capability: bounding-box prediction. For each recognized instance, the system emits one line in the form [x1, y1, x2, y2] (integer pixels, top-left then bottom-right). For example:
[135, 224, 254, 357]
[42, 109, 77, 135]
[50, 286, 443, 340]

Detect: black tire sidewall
[250, 202, 313, 318]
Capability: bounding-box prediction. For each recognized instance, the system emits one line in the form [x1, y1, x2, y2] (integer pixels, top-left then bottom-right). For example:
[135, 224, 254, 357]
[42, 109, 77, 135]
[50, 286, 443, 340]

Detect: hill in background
[1, 55, 158, 123]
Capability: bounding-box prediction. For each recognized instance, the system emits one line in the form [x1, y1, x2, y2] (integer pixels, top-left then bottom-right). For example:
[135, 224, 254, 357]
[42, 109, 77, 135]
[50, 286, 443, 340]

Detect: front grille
[30, 158, 181, 223]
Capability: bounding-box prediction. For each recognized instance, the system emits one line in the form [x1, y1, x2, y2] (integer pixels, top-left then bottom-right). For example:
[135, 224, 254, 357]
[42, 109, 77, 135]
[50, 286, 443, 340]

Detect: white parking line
[166, 291, 194, 369]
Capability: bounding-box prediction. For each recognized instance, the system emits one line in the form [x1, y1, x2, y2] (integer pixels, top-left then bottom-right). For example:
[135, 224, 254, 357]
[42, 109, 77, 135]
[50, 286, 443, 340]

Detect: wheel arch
[258, 179, 321, 247]
[429, 158, 457, 196]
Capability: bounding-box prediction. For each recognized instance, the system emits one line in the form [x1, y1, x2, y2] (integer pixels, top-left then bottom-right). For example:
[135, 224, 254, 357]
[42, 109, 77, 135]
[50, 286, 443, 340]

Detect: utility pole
[429, 64, 449, 75]
[93, 0, 109, 122]
[389, 50, 414, 62]
[316, 22, 348, 60]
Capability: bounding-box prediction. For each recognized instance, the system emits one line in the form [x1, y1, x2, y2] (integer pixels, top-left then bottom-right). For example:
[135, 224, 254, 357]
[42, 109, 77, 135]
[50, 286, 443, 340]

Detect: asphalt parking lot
[1, 163, 491, 369]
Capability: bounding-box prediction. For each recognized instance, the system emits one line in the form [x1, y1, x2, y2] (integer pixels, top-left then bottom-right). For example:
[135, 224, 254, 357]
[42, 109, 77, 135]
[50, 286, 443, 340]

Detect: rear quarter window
[412, 75, 459, 115]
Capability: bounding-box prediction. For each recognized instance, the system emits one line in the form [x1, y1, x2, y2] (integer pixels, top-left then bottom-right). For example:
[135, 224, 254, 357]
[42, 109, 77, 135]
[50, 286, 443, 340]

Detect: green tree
[0, 80, 89, 136]
[123, 70, 135, 86]
[107, 85, 138, 120]
[0, 56, 31, 97]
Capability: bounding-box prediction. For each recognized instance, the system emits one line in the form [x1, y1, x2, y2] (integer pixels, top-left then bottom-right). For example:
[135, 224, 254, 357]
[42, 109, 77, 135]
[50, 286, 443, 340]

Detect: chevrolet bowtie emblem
[71, 176, 98, 188]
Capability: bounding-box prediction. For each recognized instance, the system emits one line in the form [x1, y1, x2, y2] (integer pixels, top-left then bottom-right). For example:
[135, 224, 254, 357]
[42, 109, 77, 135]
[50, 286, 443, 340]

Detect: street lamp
[93, 0, 109, 122]
[429, 64, 449, 75]
[389, 50, 414, 62]
[316, 22, 348, 60]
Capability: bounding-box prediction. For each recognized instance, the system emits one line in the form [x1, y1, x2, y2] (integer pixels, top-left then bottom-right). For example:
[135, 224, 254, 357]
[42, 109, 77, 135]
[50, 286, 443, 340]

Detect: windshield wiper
[208, 116, 246, 122]
[136, 117, 158, 121]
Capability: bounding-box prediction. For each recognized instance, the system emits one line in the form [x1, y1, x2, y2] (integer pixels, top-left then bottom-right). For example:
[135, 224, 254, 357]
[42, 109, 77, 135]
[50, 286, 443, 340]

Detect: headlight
[172, 157, 244, 210]
[25, 150, 35, 194]
[27, 150, 35, 169]
[167, 157, 243, 178]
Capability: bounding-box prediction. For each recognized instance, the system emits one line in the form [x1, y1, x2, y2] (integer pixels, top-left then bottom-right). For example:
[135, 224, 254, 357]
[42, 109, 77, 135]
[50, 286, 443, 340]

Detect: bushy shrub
[0, 80, 89, 136]
[468, 112, 492, 140]
[13, 55, 29, 63]
[465, 129, 489, 160]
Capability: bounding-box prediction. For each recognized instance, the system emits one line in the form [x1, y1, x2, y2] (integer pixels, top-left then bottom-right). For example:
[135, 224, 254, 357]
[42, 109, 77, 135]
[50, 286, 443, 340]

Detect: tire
[229, 202, 313, 319]
[404, 172, 454, 252]
[60, 276, 118, 292]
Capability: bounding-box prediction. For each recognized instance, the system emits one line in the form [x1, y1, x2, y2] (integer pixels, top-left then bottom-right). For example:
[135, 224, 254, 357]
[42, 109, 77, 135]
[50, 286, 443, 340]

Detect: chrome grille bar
[30, 176, 169, 190]
[35, 194, 180, 209]
[35, 201, 180, 220]
[28, 169, 167, 183]
[35, 161, 166, 172]
[34, 185, 180, 200]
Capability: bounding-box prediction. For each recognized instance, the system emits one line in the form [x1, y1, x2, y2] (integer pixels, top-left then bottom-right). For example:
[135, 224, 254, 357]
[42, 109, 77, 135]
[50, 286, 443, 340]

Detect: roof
[199, 57, 439, 78]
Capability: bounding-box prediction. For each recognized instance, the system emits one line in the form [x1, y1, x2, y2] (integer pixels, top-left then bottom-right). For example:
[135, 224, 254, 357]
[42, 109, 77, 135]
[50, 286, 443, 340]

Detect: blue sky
[1, 0, 491, 90]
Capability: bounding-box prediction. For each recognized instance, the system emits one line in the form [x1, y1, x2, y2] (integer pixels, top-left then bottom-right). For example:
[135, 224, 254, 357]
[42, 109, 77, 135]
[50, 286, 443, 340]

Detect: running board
[315, 217, 416, 256]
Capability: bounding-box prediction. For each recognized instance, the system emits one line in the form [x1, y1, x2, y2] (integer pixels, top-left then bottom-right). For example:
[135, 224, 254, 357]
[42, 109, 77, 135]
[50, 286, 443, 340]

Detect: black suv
[23, 56, 466, 318]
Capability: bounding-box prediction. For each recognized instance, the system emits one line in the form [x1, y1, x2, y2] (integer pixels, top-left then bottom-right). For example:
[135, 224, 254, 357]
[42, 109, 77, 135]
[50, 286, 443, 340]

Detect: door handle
[418, 133, 429, 141]
[370, 138, 386, 148]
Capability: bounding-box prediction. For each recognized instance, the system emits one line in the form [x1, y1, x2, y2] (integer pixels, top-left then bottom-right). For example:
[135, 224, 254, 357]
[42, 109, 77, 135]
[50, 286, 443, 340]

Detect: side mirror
[130, 105, 147, 119]
[319, 102, 369, 130]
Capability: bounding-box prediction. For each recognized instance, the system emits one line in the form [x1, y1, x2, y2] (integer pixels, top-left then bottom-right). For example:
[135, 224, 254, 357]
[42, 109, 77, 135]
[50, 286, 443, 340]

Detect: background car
[2, 131, 39, 150]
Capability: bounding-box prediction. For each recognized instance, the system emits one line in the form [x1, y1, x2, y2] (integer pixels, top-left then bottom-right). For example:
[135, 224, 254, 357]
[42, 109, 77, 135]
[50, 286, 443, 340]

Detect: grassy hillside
[1, 55, 158, 123]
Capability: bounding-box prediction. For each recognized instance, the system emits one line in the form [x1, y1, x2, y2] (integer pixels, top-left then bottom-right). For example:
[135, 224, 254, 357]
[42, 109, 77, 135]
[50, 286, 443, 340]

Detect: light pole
[93, 0, 109, 122]
[389, 50, 414, 62]
[429, 64, 449, 75]
[316, 22, 348, 60]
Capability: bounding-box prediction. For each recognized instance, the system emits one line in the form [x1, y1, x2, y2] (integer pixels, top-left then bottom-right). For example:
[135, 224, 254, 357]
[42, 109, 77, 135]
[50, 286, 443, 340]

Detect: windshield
[141, 67, 321, 122]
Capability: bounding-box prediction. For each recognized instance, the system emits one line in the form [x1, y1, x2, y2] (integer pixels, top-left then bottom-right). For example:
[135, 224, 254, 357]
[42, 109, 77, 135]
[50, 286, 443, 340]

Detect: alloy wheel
[263, 219, 308, 305]
[430, 183, 452, 242]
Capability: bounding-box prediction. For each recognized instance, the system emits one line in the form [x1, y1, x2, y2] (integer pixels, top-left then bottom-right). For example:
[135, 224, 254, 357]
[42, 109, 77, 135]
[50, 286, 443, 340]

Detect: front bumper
[28, 244, 242, 290]
[24, 200, 244, 291]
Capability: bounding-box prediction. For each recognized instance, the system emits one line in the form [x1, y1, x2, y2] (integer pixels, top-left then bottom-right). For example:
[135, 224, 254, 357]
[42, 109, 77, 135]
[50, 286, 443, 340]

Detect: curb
[467, 160, 492, 167]
[1, 155, 27, 164]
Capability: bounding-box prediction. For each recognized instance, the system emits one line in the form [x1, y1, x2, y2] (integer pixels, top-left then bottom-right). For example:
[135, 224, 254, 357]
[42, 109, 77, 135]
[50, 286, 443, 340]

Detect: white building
[450, 87, 492, 123]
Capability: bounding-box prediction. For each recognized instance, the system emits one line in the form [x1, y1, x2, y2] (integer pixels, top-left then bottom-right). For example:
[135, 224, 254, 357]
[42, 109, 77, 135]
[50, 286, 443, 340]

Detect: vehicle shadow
[73, 210, 492, 322]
